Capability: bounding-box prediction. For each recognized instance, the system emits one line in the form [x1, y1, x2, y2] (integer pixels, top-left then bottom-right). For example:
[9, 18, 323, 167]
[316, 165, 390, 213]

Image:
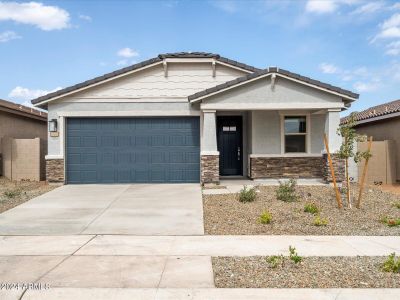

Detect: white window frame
[280, 113, 311, 154]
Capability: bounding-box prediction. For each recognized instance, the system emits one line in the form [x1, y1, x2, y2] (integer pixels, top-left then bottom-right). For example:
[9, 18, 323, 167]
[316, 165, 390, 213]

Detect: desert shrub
[313, 216, 328, 226]
[304, 203, 319, 215]
[289, 246, 302, 264]
[381, 216, 400, 227]
[238, 185, 257, 203]
[276, 179, 298, 202]
[266, 255, 284, 268]
[381, 253, 400, 273]
[259, 210, 272, 224]
[3, 189, 21, 199]
[393, 202, 400, 209]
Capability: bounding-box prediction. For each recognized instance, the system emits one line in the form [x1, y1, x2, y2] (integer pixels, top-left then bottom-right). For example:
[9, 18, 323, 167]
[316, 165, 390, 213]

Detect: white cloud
[0, 30, 20, 42]
[319, 63, 339, 74]
[8, 86, 62, 100]
[353, 80, 380, 92]
[373, 13, 400, 40]
[351, 2, 384, 15]
[117, 47, 139, 58]
[0, 2, 70, 31]
[386, 40, 400, 55]
[305, 0, 337, 14]
[212, 0, 237, 13]
[79, 14, 92, 22]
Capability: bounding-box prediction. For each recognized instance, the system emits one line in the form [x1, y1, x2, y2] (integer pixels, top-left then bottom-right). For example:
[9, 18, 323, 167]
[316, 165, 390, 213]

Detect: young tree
[337, 113, 372, 208]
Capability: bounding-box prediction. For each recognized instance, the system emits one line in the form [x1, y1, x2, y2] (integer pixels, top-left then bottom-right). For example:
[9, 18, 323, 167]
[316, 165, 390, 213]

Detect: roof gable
[31, 52, 260, 107]
[189, 67, 359, 102]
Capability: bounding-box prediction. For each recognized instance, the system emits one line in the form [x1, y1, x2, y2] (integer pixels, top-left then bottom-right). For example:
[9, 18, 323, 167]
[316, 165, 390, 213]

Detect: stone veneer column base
[201, 155, 219, 184]
[323, 154, 345, 183]
[46, 159, 65, 183]
[250, 156, 325, 179]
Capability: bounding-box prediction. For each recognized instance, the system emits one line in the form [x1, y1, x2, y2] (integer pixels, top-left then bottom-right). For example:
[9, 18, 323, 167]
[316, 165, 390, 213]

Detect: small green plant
[313, 215, 328, 226]
[304, 203, 319, 215]
[393, 202, 400, 209]
[276, 179, 298, 202]
[381, 253, 400, 273]
[259, 210, 272, 224]
[381, 216, 400, 227]
[289, 246, 302, 264]
[266, 255, 284, 268]
[3, 189, 21, 199]
[238, 185, 257, 203]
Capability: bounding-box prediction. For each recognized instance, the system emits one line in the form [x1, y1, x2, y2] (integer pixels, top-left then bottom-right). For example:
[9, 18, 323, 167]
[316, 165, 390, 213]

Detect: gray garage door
[66, 117, 200, 184]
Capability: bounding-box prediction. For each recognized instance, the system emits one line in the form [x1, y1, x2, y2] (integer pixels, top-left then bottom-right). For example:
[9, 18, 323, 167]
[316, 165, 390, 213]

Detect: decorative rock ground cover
[0, 177, 56, 213]
[213, 256, 400, 288]
[203, 184, 400, 235]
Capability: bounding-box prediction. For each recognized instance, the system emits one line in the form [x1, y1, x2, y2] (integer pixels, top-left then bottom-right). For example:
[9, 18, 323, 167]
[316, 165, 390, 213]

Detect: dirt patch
[203, 184, 400, 235]
[213, 256, 400, 288]
[0, 177, 57, 213]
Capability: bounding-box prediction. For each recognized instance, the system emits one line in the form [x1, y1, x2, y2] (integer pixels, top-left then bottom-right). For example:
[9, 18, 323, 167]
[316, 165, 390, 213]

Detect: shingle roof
[188, 67, 359, 101]
[341, 99, 400, 125]
[0, 99, 47, 121]
[31, 52, 260, 106]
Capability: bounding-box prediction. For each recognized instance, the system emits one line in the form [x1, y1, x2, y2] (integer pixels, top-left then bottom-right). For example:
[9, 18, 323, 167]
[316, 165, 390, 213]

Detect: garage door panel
[66, 117, 200, 183]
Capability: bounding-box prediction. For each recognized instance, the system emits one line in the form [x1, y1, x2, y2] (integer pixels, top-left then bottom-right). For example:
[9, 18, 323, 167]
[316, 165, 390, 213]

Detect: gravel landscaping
[213, 256, 400, 288]
[203, 184, 400, 235]
[0, 177, 57, 213]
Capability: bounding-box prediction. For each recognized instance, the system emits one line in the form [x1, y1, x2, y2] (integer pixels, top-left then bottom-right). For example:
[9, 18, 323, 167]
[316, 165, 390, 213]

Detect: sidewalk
[1, 235, 399, 256]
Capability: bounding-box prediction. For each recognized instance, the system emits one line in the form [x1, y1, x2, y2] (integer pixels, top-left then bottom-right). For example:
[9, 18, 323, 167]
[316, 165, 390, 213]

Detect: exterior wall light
[48, 119, 58, 132]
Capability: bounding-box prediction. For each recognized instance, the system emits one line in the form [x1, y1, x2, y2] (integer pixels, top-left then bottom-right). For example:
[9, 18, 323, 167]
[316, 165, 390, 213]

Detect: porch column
[323, 109, 345, 182]
[324, 109, 341, 152]
[201, 110, 219, 184]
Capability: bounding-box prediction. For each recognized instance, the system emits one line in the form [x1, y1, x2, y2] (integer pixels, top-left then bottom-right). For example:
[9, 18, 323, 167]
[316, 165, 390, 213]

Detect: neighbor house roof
[188, 67, 359, 102]
[0, 99, 47, 121]
[341, 99, 400, 125]
[31, 52, 260, 106]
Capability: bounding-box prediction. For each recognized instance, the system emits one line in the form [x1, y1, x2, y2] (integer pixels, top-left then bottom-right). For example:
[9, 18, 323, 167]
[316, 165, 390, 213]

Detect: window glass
[285, 135, 306, 153]
[284, 116, 306, 134]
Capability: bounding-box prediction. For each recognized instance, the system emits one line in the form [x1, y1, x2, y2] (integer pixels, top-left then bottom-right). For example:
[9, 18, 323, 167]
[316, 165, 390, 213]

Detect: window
[284, 116, 307, 153]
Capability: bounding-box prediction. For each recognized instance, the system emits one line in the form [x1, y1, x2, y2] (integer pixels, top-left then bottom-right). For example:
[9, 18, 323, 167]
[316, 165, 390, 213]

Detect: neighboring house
[341, 99, 400, 182]
[31, 52, 358, 184]
[0, 99, 47, 177]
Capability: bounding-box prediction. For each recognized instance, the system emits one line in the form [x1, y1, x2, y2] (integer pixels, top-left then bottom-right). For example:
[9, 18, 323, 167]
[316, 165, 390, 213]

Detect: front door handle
[237, 147, 241, 160]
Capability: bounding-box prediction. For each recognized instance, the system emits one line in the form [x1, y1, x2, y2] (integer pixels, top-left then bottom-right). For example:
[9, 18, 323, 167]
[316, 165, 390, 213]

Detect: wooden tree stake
[323, 134, 343, 209]
[356, 136, 373, 209]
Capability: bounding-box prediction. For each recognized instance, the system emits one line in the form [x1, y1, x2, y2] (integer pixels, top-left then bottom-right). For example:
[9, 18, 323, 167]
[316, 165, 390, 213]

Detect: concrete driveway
[0, 184, 204, 235]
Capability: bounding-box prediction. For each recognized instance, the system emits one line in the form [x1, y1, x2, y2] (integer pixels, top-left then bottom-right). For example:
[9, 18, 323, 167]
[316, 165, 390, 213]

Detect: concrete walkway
[1, 235, 399, 299]
[1, 235, 399, 257]
[0, 184, 204, 235]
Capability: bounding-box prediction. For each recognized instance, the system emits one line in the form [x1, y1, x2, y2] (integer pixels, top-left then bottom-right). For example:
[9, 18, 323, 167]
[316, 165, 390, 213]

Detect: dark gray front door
[217, 116, 243, 176]
[66, 117, 200, 184]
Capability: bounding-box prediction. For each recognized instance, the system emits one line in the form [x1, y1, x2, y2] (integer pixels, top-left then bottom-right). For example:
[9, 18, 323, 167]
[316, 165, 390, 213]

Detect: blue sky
[1, 0, 400, 116]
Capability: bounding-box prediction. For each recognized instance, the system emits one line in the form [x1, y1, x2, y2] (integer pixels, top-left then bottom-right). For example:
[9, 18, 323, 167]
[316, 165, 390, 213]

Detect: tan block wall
[355, 117, 400, 181]
[1, 137, 43, 181]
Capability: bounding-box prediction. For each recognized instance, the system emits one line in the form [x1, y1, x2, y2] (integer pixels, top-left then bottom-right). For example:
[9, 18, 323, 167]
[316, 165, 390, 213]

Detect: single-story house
[31, 52, 358, 184]
[0, 99, 47, 178]
[341, 99, 400, 182]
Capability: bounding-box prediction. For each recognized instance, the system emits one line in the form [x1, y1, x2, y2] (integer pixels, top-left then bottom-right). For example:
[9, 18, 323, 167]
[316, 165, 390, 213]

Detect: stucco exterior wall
[355, 117, 400, 181]
[249, 111, 327, 155]
[0, 110, 47, 176]
[0, 110, 47, 149]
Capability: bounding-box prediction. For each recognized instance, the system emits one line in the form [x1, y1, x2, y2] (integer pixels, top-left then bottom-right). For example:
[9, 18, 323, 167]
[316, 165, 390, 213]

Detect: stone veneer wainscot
[201, 155, 219, 184]
[46, 158, 64, 183]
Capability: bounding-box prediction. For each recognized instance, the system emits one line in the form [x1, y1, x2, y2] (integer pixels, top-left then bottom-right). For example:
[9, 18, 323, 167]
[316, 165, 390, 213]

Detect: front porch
[200, 109, 344, 184]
